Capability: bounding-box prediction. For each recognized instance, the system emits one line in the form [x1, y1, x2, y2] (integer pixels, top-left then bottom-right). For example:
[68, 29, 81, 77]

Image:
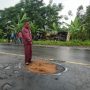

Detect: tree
[0, 0, 63, 40]
[65, 5, 88, 41]
[84, 5, 90, 39]
[76, 5, 89, 40]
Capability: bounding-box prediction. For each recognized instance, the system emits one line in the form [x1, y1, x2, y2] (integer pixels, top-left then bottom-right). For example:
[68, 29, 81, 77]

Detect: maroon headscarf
[24, 22, 30, 29]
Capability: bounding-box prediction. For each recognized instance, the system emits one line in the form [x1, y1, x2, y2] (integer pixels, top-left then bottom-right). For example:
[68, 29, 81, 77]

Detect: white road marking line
[65, 61, 90, 66]
[0, 51, 24, 56]
[0, 51, 90, 67]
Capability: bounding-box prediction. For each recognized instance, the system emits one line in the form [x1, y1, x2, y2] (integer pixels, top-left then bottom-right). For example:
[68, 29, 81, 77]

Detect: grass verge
[33, 40, 90, 47]
[0, 39, 90, 47]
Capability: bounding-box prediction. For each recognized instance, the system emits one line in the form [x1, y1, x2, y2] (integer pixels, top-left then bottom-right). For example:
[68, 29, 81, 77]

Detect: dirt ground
[25, 60, 57, 74]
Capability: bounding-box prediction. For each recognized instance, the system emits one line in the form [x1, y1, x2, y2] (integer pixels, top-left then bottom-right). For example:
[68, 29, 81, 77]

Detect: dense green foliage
[0, 0, 63, 38]
[84, 6, 90, 39]
[68, 5, 90, 41]
[0, 0, 90, 42]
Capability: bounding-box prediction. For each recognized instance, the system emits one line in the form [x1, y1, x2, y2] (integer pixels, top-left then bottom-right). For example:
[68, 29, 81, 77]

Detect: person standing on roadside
[22, 21, 32, 65]
[17, 32, 23, 44]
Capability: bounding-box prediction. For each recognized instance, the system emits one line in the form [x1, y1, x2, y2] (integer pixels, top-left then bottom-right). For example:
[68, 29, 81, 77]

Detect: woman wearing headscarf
[22, 22, 32, 65]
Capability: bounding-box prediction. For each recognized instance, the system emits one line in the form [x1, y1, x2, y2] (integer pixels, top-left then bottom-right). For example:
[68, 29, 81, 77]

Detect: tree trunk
[66, 32, 70, 41]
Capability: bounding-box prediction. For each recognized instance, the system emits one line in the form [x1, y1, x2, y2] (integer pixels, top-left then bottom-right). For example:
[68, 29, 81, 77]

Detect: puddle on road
[25, 60, 65, 75]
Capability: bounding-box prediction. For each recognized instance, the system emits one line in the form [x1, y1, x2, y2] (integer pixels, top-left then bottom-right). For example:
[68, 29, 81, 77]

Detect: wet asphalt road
[0, 44, 90, 64]
[0, 44, 90, 90]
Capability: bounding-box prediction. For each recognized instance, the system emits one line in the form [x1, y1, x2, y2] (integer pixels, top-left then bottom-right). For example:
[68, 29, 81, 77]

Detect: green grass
[0, 39, 90, 47]
[0, 39, 8, 43]
[33, 40, 90, 47]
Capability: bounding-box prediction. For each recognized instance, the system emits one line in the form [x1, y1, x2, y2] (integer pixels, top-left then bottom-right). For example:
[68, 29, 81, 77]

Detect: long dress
[22, 27, 32, 63]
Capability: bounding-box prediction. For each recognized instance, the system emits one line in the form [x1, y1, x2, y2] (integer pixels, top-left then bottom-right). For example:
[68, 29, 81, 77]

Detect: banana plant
[30, 22, 38, 35]
[9, 13, 28, 33]
[63, 17, 81, 41]
[16, 13, 28, 32]
[66, 17, 86, 40]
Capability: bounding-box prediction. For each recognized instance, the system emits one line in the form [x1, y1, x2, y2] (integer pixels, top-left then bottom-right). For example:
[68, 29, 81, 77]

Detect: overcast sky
[0, 0, 90, 23]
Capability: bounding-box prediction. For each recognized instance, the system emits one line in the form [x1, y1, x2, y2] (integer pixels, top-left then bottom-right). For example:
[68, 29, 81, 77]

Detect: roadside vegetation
[0, 39, 90, 47]
[0, 0, 90, 46]
[33, 40, 90, 46]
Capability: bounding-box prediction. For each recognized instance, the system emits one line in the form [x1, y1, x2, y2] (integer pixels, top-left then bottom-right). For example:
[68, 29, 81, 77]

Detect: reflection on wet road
[0, 44, 90, 90]
[0, 44, 90, 64]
